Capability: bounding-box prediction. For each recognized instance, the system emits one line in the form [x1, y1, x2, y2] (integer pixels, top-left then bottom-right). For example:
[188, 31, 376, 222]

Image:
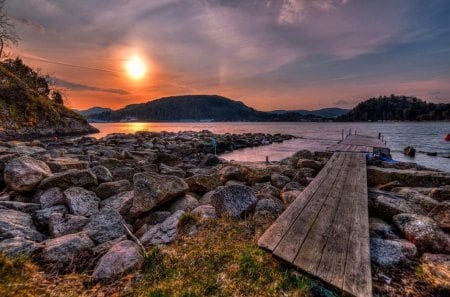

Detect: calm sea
[90, 122, 450, 172]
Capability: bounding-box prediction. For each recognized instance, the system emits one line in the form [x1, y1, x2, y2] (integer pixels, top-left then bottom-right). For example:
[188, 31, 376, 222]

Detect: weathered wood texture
[327, 134, 389, 155]
[258, 152, 372, 297]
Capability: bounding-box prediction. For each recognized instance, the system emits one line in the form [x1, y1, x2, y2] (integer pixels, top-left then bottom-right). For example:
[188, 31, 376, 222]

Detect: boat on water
[119, 116, 138, 122]
[445, 134, 450, 141]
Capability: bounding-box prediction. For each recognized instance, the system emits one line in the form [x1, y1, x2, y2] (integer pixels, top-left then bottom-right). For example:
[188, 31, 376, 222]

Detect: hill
[269, 107, 349, 118]
[337, 95, 450, 122]
[0, 58, 98, 139]
[86, 95, 335, 122]
[75, 106, 112, 117]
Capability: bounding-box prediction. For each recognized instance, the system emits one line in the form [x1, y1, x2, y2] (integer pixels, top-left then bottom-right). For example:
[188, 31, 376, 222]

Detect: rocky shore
[0, 130, 448, 296]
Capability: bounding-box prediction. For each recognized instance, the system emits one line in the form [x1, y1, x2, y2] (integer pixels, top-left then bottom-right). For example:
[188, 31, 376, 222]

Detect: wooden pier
[258, 134, 387, 297]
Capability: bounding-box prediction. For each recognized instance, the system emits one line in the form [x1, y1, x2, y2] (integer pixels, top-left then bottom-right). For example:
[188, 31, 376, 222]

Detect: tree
[0, 0, 19, 58]
[51, 90, 64, 105]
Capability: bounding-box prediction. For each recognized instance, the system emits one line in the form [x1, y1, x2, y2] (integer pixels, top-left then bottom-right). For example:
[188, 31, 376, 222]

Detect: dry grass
[0, 217, 333, 297]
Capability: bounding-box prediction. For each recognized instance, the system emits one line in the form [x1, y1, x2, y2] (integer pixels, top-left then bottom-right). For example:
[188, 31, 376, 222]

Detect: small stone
[255, 198, 285, 217]
[46, 157, 89, 173]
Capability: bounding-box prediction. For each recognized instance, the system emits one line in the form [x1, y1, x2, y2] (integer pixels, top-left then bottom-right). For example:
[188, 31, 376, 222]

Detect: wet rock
[369, 217, 399, 239]
[192, 204, 217, 219]
[4, 156, 52, 192]
[429, 185, 450, 202]
[64, 187, 100, 217]
[373, 194, 426, 219]
[185, 174, 221, 194]
[92, 240, 143, 281]
[0, 201, 40, 213]
[39, 169, 98, 190]
[254, 198, 285, 217]
[91, 166, 113, 183]
[100, 191, 134, 219]
[370, 238, 417, 267]
[83, 208, 126, 244]
[419, 253, 450, 288]
[166, 195, 199, 213]
[49, 213, 90, 237]
[39, 232, 94, 273]
[0, 209, 46, 242]
[96, 179, 131, 199]
[39, 187, 65, 208]
[0, 237, 38, 257]
[428, 201, 450, 231]
[393, 213, 450, 253]
[46, 157, 89, 172]
[367, 166, 450, 188]
[131, 172, 189, 214]
[159, 163, 185, 178]
[32, 205, 68, 230]
[210, 185, 257, 218]
[270, 173, 291, 189]
[403, 146, 416, 157]
[280, 190, 301, 206]
[252, 183, 281, 198]
[140, 210, 185, 246]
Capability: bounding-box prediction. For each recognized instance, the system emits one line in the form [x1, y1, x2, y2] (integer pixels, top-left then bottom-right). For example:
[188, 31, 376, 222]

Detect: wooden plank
[291, 152, 356, 274]
[257, 153, 345, 251]
[272, 153, 349, 263]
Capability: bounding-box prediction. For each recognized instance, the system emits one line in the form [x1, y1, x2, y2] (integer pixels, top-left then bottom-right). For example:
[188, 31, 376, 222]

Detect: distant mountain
[269, 107, 349, 118]
[75, 107, 113, 117]
[336, 95, 450, 121]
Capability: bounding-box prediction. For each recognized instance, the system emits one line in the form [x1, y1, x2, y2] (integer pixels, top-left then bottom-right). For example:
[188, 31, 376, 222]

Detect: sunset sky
[5, 0, 450, 111]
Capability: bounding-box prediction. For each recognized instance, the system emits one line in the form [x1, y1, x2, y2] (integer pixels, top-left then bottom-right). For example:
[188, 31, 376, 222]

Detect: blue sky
[5, 0, 450, 110]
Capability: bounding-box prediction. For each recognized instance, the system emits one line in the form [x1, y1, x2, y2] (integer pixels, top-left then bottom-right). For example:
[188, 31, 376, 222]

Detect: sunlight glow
[125, 55, 146, 79]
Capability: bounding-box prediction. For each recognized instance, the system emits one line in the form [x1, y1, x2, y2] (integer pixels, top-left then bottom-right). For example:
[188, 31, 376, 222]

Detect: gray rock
[140, 210, 185, 246]
[0, 209, 46, 242]
[92, 240, 143, 281]
[39, 232, 94, 272]
[393, 188, 440, 212]
[370, 238, 417, 267]
[192, 204, 217, 219]
[219, 165, 245, 183]
[4, 156, 52, 192]
[159, 163, 185, 178]
[429, 185, 450, 202]
[198, 190, 216, 205]
[39, 187, 65, 208]
[373, 194, 426, 219]
[49, 213, 90, 237]
[297, 168, 316, 179]
[367, 166, 450, 187]
[210, 185, 257, 218]
[166, 195, 199, 213]
[255, 198, 285, 217]
[369, 217, 398, 239]
[428, 201, 450, 231]
[0, 201, 41, 213]
[185, 174, 222, 194]
[270, 173, 291, 189]
[282, 182, 304, 193]
[252, 183, 281, 198]
[131, 172, 189, 214]
[100, 191, 134, 219]
[393, 213, 450, 253]
[64, 187, 100, 217]
[0, 237, 38, 257]
[96, 179, 131, 199]
[92, 235, 127, 257]
[91, 165, 113, 183]
[83, 208, 126, 244]
[46, 157, 89, 173]
[296, 159, 321, 171]
[32, 205, 68, 230]
[39, 169, 98, 190]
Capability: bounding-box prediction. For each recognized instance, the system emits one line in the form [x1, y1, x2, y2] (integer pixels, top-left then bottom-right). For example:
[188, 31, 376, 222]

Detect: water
[90, 122, 450, 172]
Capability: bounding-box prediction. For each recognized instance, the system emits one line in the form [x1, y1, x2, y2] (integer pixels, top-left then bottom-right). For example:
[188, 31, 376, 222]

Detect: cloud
[10, 16, 46, 32]
[55, 78, 130, 95]
[334, 99, 351, 106]
[277, 0, 349, 25]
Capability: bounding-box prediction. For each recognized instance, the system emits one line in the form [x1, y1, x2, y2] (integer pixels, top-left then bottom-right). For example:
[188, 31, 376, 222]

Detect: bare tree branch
[0, 0, 19, 58]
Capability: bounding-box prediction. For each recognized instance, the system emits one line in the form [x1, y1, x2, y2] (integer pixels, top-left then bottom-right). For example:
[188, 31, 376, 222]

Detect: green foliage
[178, 212, 199, 232]
[2, 58, 50, 96]
[337, 95, 450, 121]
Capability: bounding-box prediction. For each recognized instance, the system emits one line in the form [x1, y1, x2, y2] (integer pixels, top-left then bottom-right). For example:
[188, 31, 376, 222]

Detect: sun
[125, 55, 146, 79]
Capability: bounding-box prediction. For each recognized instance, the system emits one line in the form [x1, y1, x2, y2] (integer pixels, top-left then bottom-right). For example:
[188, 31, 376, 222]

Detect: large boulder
[49, 213, 90, 237]
[219, 166, 245, 183]
[367, 166, 450, 187]
[83, 208, 127, 244]
[39, 169, 98, 190]
[95, 179, 130, 199]
[393, 213, 450, 253]
[370, 238, 417, 267]
[39, 232, 94, 273]
[131, 172, 189, 214]
[46, 157, 89, 173]
[210, 185, 257, 218]
[38, 187, 65, 208]
[0, 209, 46, 242]
[428, 201, 450, 231]
[64, 187, 100, 217]
[185, 174, 221, 194]
[140, 210, 185, 246]
[92, 240, 143, 281]
[393, 188, 440, 212]
[4, 156, 52, 192]
[373, 194, 426, 219]
[0, 237, 38, 257]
